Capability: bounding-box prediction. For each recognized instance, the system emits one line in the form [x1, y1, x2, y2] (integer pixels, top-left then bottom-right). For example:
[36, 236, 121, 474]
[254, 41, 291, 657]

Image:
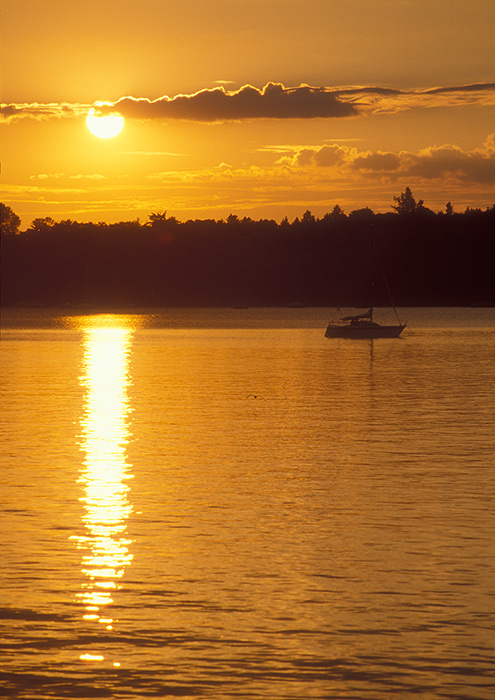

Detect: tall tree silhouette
[392, 187, 422, 215]
[0, 203, 21, 236]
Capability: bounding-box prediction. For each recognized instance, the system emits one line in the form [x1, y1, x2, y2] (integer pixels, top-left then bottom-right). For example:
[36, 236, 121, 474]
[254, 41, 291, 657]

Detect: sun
[86, 106, 124, 139]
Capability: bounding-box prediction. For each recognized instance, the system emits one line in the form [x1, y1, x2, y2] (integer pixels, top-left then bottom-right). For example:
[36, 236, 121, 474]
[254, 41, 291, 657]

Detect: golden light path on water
[70, 315, 137, 666]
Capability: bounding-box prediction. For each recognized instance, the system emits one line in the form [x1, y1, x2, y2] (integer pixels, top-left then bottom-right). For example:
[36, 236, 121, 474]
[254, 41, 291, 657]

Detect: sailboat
[325, 232, 406, 339]
[325, 307, 406, 338]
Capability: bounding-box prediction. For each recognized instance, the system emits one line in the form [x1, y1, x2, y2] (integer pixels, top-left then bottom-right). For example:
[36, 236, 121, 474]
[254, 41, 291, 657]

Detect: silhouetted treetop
[302, 209, 316, 224]
[1, 203, 21, 236]
[392, 187, 419, 215]
[29, 217, 56, 233]
[349, 207, 375, 219]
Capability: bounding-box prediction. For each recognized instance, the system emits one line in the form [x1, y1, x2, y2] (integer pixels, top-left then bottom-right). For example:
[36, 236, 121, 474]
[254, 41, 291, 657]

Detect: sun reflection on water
[70, 316, 136, 642]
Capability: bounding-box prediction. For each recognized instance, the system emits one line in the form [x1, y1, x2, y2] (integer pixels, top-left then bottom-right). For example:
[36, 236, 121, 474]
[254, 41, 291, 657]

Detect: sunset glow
[86, 107, 124, 139]
[1, 0, 494, 226]
[2, 0, 494, 686]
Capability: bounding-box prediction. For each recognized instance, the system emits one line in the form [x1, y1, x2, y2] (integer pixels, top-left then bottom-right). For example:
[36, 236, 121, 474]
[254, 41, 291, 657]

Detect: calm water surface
[1, 307, 494, 699]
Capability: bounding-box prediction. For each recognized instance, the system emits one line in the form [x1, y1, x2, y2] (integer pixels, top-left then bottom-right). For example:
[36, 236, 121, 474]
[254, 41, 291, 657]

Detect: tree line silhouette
[1, 190, 494, 307]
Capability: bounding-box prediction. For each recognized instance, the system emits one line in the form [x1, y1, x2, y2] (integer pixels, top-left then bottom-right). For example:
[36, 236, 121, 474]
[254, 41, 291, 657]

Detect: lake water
[1, 307, 494, 699]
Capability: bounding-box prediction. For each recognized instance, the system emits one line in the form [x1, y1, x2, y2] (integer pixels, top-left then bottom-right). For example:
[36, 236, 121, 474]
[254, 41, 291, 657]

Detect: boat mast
[371, 234, 403, 326]
[369, 224, 374, 322]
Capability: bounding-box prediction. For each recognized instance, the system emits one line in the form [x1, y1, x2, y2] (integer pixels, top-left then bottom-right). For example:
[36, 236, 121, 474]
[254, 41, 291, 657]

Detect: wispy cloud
[340, 82, 495, 114]
[0, 102, 89, 123]
[30, 173, 106, 181]
[257, 139, 363, 154]
[119, 151, 185, 157]
[423, 83, 495, 95]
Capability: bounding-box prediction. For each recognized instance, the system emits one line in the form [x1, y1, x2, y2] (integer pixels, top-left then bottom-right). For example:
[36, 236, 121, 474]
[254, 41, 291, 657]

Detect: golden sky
[1, 0, 494, 227]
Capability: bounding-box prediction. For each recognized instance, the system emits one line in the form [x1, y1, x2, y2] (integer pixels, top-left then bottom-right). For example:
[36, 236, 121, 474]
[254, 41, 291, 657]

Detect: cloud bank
[99, 83, 357, 121]
[280, 134, 495, 184]
[3, 82, 494, 123]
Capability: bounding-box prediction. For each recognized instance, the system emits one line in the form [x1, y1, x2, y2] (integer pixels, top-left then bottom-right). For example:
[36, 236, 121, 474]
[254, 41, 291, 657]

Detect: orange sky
[1, 0, 494, 228]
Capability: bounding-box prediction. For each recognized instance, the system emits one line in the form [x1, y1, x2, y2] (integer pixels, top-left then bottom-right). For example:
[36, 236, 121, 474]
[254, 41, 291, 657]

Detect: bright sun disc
[86, 107, 124, 139]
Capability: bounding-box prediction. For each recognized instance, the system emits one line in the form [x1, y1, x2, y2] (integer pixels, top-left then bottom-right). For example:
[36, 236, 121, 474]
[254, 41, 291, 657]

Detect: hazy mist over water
[1, 307, 494, 699]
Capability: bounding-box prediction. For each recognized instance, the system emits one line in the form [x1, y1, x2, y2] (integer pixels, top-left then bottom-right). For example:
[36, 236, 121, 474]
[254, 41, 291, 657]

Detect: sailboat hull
[325, 323, 406, 339]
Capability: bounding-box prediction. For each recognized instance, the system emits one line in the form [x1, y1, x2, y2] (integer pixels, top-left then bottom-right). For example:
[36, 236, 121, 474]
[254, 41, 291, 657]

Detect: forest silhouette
[1, 191, 494, 308]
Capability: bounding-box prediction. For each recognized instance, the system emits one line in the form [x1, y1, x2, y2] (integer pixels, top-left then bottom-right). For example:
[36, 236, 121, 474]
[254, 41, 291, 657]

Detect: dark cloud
[423, 82, 495, 95]
[351, 151, 401, 172]
[335, 86, 403, 97]
[402, 143, 495, 184]
[97, 83, 357, 121]
[288, 145, 348, 167]
[280, 135, 495, 184]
